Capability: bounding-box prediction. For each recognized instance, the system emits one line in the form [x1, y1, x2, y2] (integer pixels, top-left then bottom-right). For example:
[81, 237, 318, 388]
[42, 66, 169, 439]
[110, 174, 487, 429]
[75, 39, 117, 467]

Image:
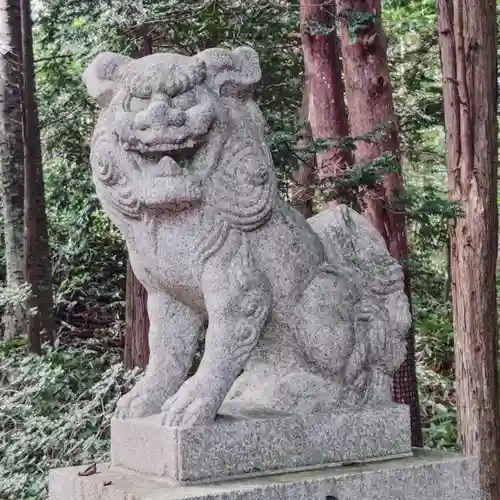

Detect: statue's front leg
[115, 291, 204, 420]
[161, 238, 272, 427]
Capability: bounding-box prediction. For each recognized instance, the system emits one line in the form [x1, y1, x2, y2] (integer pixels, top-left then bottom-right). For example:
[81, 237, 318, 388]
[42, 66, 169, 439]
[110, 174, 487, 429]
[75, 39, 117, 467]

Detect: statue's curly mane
[90, 119, 142, 220]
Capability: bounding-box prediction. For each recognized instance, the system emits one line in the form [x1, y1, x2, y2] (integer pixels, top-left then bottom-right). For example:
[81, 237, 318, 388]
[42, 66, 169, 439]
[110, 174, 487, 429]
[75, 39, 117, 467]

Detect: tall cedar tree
[0, 0, 25, 339]
[300, 0, 353, 207]
[21, 0, 54, 352]
[335, 0, 423, 446]
[436, 0, 500, 498]
[123, 34, 152, 370]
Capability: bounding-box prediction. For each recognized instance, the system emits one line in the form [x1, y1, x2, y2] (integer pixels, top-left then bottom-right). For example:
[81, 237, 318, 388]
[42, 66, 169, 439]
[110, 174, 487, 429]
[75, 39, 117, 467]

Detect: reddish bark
[124, 260, 150, 370]
[300, 0, 353, 206]
[437, 0, 500, 497]
[335, 0, 403, 242]
[335, 0, 422, 446]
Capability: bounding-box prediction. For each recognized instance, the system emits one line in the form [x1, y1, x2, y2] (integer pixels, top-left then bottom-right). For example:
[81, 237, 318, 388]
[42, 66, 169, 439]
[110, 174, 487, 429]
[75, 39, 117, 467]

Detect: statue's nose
[135, 103, 187, 130]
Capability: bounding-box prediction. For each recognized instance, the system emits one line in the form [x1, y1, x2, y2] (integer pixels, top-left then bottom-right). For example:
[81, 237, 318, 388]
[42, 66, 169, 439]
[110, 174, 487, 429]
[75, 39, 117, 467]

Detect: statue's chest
[127, 211, 205, 303]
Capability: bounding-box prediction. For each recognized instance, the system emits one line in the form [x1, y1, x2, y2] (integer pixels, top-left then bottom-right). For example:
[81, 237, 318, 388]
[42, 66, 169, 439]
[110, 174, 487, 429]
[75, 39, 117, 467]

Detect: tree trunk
[335, 0, 423, 446]
[290, 82, 315, 218]
[124, 260, 150, 370]
[436, 1, 500, 498]
[300, 0, 354, 206]
[0, 0, 26, 339]
[21, 0, 54, 352]
[123, 33, 152, 369]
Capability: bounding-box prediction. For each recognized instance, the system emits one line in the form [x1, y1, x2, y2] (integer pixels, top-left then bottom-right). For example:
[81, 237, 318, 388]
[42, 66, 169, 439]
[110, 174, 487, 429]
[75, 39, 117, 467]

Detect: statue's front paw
[160, 376, 222, 427]
[115, 381, 164, 420]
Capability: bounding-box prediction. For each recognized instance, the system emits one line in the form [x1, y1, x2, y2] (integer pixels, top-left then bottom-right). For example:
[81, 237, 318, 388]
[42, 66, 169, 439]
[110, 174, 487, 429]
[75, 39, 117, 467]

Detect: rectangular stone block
[111, 404, 411, 483]
[49, 449, 480, 500]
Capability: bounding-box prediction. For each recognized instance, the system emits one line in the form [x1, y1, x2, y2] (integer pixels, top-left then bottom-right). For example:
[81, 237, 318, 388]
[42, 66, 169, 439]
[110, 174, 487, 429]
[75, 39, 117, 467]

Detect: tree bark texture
[21, 0, 54, 352]
[123, 34, 152, 369]
[335, 0, 422, 446]
[436, 0, 500, 498]
[300, 0, 353, 207]
[0, 0, 26, 339]
[124, 260, 150, 370]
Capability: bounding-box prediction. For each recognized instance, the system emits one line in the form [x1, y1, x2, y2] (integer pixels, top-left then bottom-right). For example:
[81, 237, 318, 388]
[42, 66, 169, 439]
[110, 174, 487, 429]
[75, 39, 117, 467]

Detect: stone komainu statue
[83, 47, 410, 427]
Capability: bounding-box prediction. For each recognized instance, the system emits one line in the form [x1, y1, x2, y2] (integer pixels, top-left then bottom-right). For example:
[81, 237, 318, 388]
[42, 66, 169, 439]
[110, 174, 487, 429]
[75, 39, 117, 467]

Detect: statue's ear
[83, 52, 132, 108]
[197, 46, 262, 97]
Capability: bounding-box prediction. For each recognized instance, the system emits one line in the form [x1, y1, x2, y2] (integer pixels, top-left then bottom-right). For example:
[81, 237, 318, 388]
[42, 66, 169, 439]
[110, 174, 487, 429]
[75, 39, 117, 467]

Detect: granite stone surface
[49, 450, 480, 500]
[111, 405, 411, 483]
[82, 46, 411, 427]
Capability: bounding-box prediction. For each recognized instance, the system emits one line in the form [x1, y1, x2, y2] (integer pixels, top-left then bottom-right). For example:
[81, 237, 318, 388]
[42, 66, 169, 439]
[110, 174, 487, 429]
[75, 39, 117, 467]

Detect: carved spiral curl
[90, 125, 142, 219]
[208, 139, 275, 232]
[91, 140, 120, 186]
[225, 235, 273, 367]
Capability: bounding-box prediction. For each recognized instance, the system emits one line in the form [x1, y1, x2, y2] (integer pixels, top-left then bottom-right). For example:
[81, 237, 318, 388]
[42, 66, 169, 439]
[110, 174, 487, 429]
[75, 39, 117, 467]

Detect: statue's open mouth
[119, 115, 216, 173]
[124, 138, 201, 175]
[125, 137, 201, 154]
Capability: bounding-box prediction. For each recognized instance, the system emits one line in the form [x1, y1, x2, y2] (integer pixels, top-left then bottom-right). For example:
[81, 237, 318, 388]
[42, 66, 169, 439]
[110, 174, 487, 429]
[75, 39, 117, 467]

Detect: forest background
[0, 0, 497, 498]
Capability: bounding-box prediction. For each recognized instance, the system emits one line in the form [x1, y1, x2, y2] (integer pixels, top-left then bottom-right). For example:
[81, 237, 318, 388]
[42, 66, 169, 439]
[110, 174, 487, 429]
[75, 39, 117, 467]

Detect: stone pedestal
[49, 450, 479, 500]
[111, 405, 411, 483]
[48, 406, 480, 500]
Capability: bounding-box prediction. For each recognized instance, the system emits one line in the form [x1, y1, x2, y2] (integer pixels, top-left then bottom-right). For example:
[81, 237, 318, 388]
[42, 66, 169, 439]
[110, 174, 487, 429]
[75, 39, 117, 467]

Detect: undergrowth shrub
[410, 246, 457, 451]
[417, 363, 457, 450]
[0, 339, 140, 500]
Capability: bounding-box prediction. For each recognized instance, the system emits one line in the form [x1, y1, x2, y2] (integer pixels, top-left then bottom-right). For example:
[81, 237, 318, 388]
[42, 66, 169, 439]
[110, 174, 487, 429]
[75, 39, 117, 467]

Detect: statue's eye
[124, 95, 149, 113]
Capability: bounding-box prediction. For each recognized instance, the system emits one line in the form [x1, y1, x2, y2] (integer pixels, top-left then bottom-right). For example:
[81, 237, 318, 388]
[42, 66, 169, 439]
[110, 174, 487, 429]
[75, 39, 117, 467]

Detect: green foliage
[417, 364, 457, 450]
[303, 7, 377, 44]
[35, 6, 128, 312]
[338, 9, 377, 42]
[272, 119, 405, 207]
[0, 283, 32, 313]
[0, 340, 140, 499]
[405, 185, 461, 249]
[411, 251, 456, 449]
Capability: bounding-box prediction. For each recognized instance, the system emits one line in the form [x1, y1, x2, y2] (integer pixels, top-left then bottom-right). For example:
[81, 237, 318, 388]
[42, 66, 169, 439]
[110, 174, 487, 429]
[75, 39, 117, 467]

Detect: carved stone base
[110, 405, 411, 484]
[48, 450, 479, 500]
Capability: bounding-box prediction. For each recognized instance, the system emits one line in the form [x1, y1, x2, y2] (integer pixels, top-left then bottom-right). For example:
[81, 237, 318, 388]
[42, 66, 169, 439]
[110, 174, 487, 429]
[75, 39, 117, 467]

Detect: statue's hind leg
[294, 270, 358, 380]
[115, 291, 204, 419]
